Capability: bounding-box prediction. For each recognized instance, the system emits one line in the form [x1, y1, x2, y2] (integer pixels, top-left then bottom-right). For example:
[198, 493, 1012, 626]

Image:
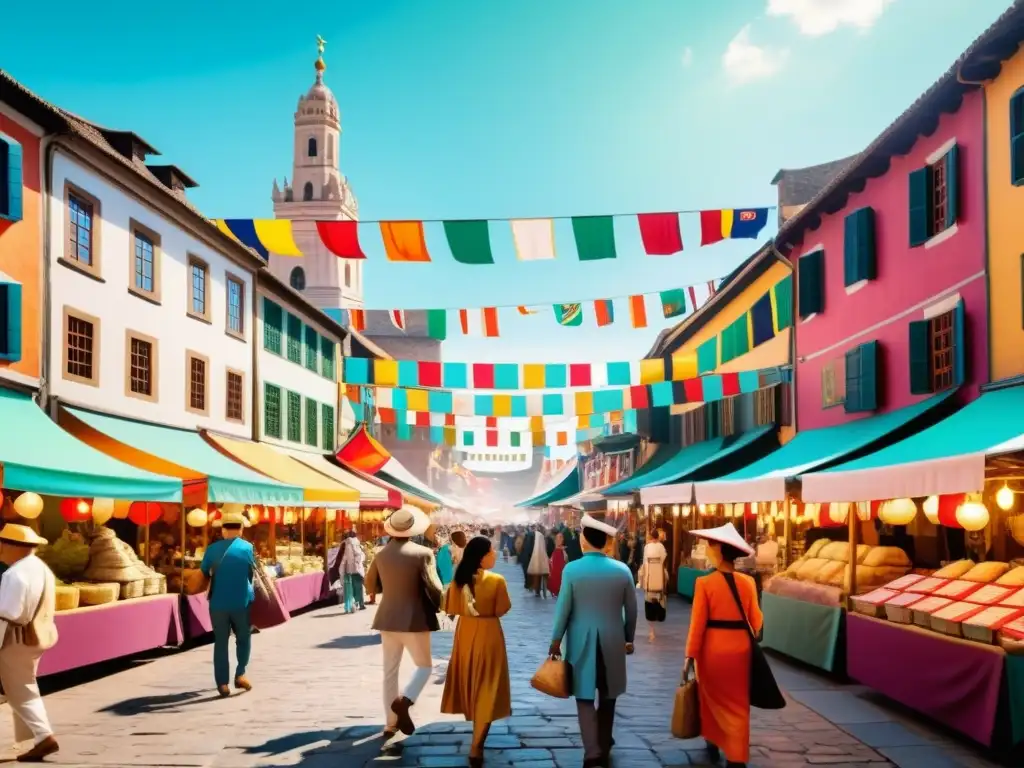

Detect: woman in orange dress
[684, 524, 762, 768]
[441, 536, 512, 767]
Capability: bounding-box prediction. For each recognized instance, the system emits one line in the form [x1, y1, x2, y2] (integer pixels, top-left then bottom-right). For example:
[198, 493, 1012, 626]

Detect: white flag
[510, 218, 557, 261]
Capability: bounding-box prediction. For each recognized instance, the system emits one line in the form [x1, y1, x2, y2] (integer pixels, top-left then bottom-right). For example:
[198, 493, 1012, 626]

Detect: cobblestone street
[0, 562, 1003, 767]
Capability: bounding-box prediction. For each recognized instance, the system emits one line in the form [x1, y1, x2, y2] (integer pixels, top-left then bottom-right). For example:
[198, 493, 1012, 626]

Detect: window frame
[128, 218, 162, 303]
[225, 368, 246, 424]
[61, 305, 101, 388]
[185, 349, 210, 416]
[186, 255, 211, 323]
[224, 272, 246, 341]
[61, 182, 103, 280]
[929, 310, 955, 393]
[1011, 87, 1024, 186]
[264, 383, 283, 440]
[124, 329, 159, 403]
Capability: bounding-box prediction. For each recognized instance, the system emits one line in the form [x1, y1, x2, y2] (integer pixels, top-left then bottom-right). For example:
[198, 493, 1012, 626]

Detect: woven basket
[142, 574, 166, 596]
[74, 582, 120, 606]
[120, 581, 145, 600]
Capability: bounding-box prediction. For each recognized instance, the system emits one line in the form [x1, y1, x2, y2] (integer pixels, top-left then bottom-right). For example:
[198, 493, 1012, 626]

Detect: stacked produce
[80, 527, 166, 600]
[37, 530, 89, 582]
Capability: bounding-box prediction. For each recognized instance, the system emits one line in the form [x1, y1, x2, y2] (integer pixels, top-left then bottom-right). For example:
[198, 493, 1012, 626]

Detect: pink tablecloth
[40, 594, 182, 677]
[275, 572, 328, 614]
[181, 588, 290, 638]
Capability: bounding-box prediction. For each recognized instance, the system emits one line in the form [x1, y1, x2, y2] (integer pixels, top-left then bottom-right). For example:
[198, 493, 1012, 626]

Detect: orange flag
[459, 309, 470, 334]
[348, 308, 366, 331]
[482, 307, 500, 337]
[380, 221, 431, 262]
[628, 295, 648, 328]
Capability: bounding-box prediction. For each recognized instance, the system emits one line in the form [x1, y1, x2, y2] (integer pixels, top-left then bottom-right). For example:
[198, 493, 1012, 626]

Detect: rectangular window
[188, 257, 208, 319]
[0, 135, 23, 222]
[264, 383, 282, 439]
[263, 297, 283, 354]
[1012, 90, 1024, 186]
[63, 308, 99, 385]
[186, 351, 209, 414]
[129, 220, 161, 300]
[304, 326, 319, 373]
[0, 281, 23, 362]
[126, 331, 157, 402]
[321, 404, 335, 450]
[821, 357, 846, 408]
[909, 302, 965, 395]
[305, 398, 318, 446]
[909, 144, 959, 246]
[226, 370, 245, 422]
[226, 275, 245, 338]
[844, 341, 879, 413]
[287, 314, 302, 364]
[843, 207, 876, 287]
[320, 337, 336, 380]
[798, 250, 825, 318]
[287, 391, 302, 442]
[68, 194, 94, 266]
[930, 311, 955, 392]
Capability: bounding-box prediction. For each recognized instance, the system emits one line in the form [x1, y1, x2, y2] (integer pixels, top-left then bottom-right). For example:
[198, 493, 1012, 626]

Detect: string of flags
[343, 281, 720, 336]
[213, 208, 770, 264]
[341, 274, 793, 390]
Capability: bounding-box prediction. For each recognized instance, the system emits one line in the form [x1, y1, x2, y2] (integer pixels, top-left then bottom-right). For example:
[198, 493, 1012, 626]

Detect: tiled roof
[770, 156, 858, 207]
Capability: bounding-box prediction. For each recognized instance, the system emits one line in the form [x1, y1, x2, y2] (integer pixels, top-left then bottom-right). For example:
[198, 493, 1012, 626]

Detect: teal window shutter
[0, 135, 23, 223]
[286, 314, 302, 363]
[287, 391, 302, 442]
[845, 341, 878, 413]
[908, 167, 932, 247]
[0, 282, 23, 362]
[305, 398, 318, 445]
[798, 250, 824, 318]
[322, 404, 335, 450]
[263, 299, 283, 354]
[1012, 89, 1024, 185]
[773, 274, 794, 330]
[320, 337, 336, 380]
[844, 207, 876, 286]
[944, 144, 959, 230]
[304, 326, 319, 372]
[908, 320, 932, 395]
[844, 346, 861, 413]
[696, 336, 718, 374]
[953, 300, 966, 386]
[264, 383, 282, 439]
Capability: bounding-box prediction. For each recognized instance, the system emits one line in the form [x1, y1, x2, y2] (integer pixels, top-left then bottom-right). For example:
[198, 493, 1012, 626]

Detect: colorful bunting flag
[628, 295, 648, 329]
[426, 309, 447, 340]
[389, 310, 406, 331]
[511, 218, 557, 261]
[443, 220, 494, 265]
[554, 303, 583, 327]
[218, 220, 270, 260]
[253, 220, 302, 256]
[459, 309, 471, 335]
[517, 306, 538, 315]
[659, 288, 687, 318]
[381, 221, 431, 262]
[699, 208, 769, 246]
[637, 213, 683, 255]
[317, 221, 366, 259]
[482, 307, 500, 337]
[571, 216, 617, 261]
[594, 299, 614, 327]
[347, 308, 366, 332]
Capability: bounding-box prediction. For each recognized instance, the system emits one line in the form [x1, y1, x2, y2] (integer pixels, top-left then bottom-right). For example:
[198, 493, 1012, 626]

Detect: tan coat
[365, 539, 444, 633]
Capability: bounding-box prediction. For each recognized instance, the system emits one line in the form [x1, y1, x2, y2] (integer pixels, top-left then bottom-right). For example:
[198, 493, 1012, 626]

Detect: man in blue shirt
[201, 509, 258, 697]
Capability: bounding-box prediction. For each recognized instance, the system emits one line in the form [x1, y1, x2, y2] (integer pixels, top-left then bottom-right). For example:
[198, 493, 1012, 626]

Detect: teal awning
[516, 462, 580, 508]
[694, 391, 955, 504]
[0, 391, 181, 501]
[377, 468, 442, 504]
[644, 426, 776, 490]
[803, 386, 1024, 502]
[64, 407, 302, 505]
[603, 444, 680, 495]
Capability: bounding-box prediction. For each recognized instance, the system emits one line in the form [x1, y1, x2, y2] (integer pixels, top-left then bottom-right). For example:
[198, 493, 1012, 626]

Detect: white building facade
[256, 273, 342, 455]
[47, 137, 261, 437]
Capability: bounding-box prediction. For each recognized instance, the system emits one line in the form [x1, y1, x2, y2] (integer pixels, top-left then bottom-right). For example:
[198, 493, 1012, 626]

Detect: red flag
[418, 361, 442, 388]
[594, 299, 614, 327]
[414, 412, 431, 427]
[637, 213, 683, 255]
[347, 308, 366, 332]
[389, 310, 406, 331]
[316, 221, 366, 259]
[485, 417, 497, 429]
[700, 210, 726, 246]
[473, 364, 495, 388]
[482, 307, 500, 337]
[569, 364, 591, 387]
[486, 430, 498, 447]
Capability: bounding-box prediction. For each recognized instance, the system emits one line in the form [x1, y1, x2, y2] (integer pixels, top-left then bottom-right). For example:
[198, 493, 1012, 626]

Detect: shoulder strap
[213, 538, 235, 574]
[720, 571, 755, 639]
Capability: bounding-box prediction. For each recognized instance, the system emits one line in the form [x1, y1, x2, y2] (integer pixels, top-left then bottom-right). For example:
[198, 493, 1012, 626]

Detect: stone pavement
[0, 561, 1004, 767]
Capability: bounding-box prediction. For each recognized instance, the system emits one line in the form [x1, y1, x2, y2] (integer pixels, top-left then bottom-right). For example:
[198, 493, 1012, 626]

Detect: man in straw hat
[365, 505, 443, 738]
[0, 523, 59, 761]
[549, 514, 637, 768]
[202, 507, 258, 698]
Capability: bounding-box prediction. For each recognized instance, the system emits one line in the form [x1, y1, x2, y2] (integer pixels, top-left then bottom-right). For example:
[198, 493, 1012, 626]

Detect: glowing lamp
[880, 498, 916, 526]
[59, 498, 91, 522]
[128, 501, 162, 525]
[922, 496, 940, 524]
[996, 485, 1015, 512]
[13, 492, 44, 520]
[186, 508, 208, 528]
[956, 500, 990, 532]
[830, 502, 850, 525]
[92, 498, 115, 525]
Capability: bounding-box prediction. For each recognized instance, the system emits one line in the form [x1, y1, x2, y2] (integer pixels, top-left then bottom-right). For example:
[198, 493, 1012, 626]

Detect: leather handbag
[670, 665, 701, 739]
[721, 571, 786, 710]
[530, 654, 572, 699]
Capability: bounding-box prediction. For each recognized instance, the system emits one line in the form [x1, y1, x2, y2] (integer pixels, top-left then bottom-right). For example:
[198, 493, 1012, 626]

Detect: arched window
[289, 266, 306, 291]
[303, 182, 314, 201]
[344, 262, 351, 287]
[307, 137, 317, 157]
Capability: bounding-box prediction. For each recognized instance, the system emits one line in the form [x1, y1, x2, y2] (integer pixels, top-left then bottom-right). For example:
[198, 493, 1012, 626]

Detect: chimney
[770, 155, 859, 226]
[146, 165, 199, 199]
[98, 129, 160, 163]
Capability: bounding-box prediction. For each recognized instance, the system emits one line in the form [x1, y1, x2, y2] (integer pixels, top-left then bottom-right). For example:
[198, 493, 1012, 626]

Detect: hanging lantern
[855, 501, 872, 522]
[996, 484, 1015, 512]
[59, 498, 91, 522]
[956, 498, 990, 532]
[112, 499, 132, 519]
[303, 507, 314, 521]
[13, 492, 44, 520]
[128, 501, 162, 525]
[922, 496, 940, 524]
[92, 498, 115, 525]
[283, 510, 297, 526]
[681, 504, 691, 517]
[186, 508, 208, 528]
[162, 504, 180, 525]
[829, 502, 850, 525]
[880, 498, 916, 526]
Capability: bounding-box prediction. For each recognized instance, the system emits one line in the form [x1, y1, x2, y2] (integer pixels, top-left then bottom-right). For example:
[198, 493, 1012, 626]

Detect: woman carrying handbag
[681, 524, 784, 768]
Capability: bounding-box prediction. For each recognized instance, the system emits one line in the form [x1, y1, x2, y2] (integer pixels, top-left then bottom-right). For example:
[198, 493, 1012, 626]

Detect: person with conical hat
[364, 505, 444, 739]
[0, 523, 59, 761]
[549, 514, 637, 767]
[203, 508, 258, 698]
[683, 523, 762, 768]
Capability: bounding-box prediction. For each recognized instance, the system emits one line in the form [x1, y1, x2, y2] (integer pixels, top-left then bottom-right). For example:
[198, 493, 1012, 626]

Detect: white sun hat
[690, 523, 754, 556]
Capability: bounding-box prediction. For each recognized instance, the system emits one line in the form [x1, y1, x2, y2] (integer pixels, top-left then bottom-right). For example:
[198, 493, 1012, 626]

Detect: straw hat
[0, 524, 47, 547]
[690, 523, 754, 556]
[384, 505, 430, 539]
[212, 509, 251, 528]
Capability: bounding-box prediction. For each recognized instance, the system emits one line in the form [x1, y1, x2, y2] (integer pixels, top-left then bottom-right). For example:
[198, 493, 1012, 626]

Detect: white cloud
[681, 47, 694, 67]
[722, 26, 789, 85]
[767, 0, 895, 36]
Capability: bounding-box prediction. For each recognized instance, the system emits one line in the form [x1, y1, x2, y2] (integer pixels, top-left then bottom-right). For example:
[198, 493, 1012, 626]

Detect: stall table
[676, 566, 712, 600]
[275, 572, 329, 614]
[761, 592, 844, 672]
[42, 594, 182, 677]
[181, 586, 292, 638]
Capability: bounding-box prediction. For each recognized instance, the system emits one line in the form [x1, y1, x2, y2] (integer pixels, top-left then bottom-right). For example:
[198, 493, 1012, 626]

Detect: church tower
[270, 37, 363, 310]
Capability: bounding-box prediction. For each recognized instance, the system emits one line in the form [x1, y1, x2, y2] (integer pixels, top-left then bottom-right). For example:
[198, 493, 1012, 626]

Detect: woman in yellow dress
[441, 536, 512, 767]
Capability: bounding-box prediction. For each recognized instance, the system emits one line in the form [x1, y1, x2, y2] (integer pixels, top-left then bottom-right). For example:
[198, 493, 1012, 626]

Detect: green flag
[426, 309, 447, 340]
[660, 288, 687, 318]
[510, 432, 522, 448]
[443, 220, 494, 265]
[553, 303, 584, 326]
[463, 431, 475, 447]
[571, 216, 617, 261]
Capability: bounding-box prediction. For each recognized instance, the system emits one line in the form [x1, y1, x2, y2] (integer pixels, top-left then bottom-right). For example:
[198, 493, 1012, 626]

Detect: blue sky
[1, 0, 1010, 365]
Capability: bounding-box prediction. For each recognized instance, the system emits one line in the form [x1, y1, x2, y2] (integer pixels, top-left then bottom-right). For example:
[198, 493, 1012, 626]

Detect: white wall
[48, 150, 254, 436]
[257, 288, 340, 453]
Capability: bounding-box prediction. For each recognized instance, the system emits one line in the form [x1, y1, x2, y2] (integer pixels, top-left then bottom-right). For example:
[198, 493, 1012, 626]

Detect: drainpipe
[251, 278, 260, 442]
[770, 242, 797, 434]
[39, 137, 57, 417]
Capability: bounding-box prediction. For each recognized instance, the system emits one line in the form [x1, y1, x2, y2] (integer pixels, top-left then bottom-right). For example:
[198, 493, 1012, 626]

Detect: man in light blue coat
[549, 514, 637, 767]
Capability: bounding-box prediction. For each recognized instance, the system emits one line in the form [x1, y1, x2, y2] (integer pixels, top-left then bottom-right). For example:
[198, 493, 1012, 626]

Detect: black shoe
[390, 695, 416, 735]
[707, 742, 721, 763]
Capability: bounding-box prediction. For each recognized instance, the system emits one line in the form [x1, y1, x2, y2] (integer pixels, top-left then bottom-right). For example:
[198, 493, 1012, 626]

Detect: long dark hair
[453, 536, 492, 590]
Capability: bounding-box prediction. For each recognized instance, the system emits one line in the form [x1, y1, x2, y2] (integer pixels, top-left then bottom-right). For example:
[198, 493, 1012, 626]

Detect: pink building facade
[778, 89, 988, 431]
